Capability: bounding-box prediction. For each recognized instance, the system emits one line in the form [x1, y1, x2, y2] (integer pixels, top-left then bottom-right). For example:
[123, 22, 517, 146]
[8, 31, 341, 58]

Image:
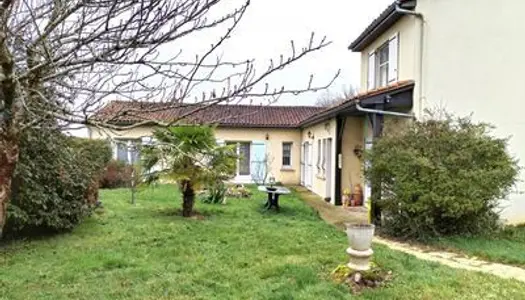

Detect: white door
[300, 143, 305, 185]
[227, 141, 252, 183]
[325, 138, 333, 201]
[305, 142, 313, 188]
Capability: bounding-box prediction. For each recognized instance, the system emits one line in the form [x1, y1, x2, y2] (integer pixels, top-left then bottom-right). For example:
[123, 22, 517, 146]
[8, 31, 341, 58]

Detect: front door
[305, 142, 313, 189]
[300, 143, 305, 185]
[227, 141, 252, 183]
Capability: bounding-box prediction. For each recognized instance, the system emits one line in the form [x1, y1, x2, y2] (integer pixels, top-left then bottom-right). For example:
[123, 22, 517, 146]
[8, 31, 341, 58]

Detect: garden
[2, 185, 525, 299]
[2, 115, 525, 299]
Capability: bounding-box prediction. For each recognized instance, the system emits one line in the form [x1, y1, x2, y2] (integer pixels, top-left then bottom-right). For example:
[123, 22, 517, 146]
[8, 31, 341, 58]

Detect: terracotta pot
[345, 223, 375, 251]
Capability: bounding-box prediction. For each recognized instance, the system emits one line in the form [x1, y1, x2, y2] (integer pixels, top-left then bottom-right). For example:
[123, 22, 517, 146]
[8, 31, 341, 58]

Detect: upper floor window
[368, 33, 398, 90]
[377, 43, 389, 87]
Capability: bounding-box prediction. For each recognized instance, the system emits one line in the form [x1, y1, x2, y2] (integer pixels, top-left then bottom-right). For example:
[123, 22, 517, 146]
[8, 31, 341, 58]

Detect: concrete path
[373, 237, 525, 283]
[293, 186, 525, 283]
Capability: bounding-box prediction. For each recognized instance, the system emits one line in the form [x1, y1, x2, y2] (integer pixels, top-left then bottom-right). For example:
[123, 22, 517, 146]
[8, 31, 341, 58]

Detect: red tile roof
[92, 101, 324, 128]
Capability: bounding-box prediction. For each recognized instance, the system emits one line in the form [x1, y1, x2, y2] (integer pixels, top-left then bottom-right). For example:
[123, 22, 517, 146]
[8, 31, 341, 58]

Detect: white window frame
[376, 42, 389, 88]
[368, 32, 399, 89]
[282, 142, 293, 168]
[317, 139, 322, 175]
[115, 139, 140, 165]
[322, 139, 327, 176]
[226, 141, 252, 177]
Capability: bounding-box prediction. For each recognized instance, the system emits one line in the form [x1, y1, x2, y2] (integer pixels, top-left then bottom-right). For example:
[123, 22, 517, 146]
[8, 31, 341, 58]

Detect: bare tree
[251, 153, 274, 185]
[0, 0, 338, 236]
[315, 85, 358, 107]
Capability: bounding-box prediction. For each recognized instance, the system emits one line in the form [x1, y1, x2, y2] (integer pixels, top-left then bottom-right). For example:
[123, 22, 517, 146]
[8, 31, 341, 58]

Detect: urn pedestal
[345, 223, 375, 271]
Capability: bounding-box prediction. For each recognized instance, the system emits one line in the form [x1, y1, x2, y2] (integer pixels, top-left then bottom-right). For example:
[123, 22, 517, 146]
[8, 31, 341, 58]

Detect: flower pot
[342, 195, 350, 207]
[345, 223, 375, 251]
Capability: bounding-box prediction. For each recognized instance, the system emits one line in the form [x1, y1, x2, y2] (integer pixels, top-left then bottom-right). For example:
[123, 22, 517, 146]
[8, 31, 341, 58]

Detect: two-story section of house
[349, 0, 525, 223]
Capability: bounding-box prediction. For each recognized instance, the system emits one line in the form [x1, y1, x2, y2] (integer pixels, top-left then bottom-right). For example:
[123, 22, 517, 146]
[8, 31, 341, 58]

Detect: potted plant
[352, 184, 363, 206]
[345, 223, 375, 251]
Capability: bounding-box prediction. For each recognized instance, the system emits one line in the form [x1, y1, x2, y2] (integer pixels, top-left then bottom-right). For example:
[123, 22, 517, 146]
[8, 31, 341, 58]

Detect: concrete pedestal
[346, 247, 374, 271]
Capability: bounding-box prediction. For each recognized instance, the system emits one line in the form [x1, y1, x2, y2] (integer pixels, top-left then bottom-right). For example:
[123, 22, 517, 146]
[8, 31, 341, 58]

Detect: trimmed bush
[366, 112, 519, 239]
[5, 129, 111, 236]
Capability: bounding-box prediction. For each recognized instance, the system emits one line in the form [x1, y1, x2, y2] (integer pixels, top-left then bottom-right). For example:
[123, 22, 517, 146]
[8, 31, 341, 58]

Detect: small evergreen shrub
[366, 111, 519, 239]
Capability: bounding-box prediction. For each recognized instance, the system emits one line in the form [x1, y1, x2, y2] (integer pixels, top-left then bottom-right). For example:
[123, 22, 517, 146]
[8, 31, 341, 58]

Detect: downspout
[355, 101, 415, 119]
[395, 1, 424, 118]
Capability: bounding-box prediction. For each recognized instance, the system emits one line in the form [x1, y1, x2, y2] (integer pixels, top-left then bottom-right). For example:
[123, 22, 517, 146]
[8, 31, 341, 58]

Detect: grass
[429, 225, 525, 267]
[2, 185, 525, 299]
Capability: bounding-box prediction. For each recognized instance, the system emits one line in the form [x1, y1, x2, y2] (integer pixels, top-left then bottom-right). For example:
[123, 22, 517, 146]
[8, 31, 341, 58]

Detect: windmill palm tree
[142, 126, 237, 217]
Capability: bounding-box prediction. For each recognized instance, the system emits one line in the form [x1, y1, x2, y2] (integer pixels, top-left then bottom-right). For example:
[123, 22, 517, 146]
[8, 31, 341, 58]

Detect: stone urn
[346, 223, 375, 251]
[345, 223, 375, 271]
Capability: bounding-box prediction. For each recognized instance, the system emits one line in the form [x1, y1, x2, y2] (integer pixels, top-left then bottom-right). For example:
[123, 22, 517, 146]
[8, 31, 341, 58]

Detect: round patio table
[257, 186, 291, 212]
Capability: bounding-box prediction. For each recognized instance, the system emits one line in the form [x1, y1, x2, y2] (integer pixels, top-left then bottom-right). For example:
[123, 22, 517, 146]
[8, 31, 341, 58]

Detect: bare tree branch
[0, 0, 338, 235]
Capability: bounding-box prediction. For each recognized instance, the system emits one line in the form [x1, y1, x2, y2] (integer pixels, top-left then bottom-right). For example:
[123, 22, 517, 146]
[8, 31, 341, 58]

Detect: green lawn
[2, 185, 525, 299]
[430, 226, 525, 267]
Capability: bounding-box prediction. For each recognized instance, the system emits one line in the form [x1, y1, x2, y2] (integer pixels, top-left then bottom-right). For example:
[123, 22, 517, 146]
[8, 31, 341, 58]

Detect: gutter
[355, 101, 415, 119]
[395, 1, 424, 117]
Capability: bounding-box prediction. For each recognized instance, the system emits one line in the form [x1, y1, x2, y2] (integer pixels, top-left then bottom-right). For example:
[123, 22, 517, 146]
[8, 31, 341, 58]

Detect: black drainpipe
[334, 115, 345, 206]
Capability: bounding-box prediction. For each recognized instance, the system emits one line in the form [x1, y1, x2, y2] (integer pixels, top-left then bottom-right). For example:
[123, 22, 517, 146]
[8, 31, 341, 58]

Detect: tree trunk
[0, 138, 19, 237]
[181, 181, 195, 217]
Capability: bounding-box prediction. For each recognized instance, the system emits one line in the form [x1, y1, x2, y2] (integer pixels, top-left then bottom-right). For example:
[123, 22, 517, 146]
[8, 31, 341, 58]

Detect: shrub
[6, 129, 111, 236]
[366, 112, 519, 239]
[200, 181, 227, 204]
[100, 160, 134, 189]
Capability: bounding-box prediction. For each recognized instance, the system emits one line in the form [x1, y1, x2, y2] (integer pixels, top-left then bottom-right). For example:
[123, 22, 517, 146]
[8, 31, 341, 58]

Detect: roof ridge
[106, 100, 322, 109]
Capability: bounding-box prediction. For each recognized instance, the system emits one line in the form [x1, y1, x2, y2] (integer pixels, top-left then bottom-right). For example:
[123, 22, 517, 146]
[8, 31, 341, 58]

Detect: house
[90, 77, 413, 205]
[348, 0, 525, 223]
[89, 0, 525, 223]
[89, 102, 322, 186]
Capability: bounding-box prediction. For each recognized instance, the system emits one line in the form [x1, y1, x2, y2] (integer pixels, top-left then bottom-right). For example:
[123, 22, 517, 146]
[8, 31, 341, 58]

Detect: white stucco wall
[414, 0, 525, 223]
[301, 119, 337, 203]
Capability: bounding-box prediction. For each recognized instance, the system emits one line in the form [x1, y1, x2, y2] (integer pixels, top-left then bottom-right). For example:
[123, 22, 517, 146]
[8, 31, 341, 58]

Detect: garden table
[257, 186, 291, 211]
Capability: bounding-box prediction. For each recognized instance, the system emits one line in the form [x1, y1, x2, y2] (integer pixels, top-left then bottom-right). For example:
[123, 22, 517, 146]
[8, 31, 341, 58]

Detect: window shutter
[250, 141, 266, 184]
[388, 33, 399, 82]
[368, 52, 376, 90]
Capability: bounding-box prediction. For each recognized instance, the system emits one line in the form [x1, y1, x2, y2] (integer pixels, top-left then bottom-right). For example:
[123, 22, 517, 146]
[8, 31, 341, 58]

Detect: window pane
[282, 143, 292, 166]
[130, 147, 140, 164]
[379, 45, 389, 64]
[117, 142, 129, 163]
[317, 139, 321, 172]
[239, 142, 251, 175]
[322, 139, 327, 174]
[379, 65, 388, 87]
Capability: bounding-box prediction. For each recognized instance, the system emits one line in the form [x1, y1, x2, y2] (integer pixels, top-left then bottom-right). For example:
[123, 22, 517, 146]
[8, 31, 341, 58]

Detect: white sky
[218, 0, 393, 106]
[69, 0, 393, 136]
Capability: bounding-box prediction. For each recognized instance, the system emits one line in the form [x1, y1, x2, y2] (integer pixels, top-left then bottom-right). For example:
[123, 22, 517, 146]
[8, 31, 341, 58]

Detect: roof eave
[348, 1, 417, 52]
[299, 82, 415, 128]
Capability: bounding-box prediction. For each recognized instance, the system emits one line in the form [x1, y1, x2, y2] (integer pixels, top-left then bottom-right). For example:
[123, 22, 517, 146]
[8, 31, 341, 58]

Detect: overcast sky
[217, 0, 393, 106]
